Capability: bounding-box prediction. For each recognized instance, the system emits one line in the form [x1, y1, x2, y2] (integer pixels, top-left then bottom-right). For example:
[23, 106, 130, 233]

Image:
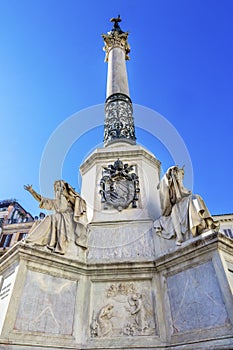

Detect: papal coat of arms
[99, 159, 140, 211]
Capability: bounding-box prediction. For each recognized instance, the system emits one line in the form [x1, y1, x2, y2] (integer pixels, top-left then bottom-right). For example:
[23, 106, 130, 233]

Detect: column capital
[102, 30, 130, 62]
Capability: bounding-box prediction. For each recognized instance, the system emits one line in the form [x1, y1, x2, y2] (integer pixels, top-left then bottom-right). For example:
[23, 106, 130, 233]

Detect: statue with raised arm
[154, 166, 219, 245]
[24, 180, 87, 254]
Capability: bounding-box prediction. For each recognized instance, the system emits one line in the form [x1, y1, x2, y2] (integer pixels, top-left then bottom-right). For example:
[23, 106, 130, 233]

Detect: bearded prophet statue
[24, 180, 87, 254]
[154, 166, 219, 245]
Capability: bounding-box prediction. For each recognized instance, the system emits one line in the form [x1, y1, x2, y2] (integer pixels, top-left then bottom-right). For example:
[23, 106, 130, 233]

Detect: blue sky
[0, 0, 233, 216]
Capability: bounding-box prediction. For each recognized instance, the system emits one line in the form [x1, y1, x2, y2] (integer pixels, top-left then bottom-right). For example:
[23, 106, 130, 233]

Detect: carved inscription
[227, 267, 233, 294]
[0, 268, 18, 334]
[0, 282, 11, 300]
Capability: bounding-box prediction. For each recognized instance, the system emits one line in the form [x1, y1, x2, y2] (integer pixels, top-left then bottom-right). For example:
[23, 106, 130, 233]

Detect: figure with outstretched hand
[24, 180, 87, 254]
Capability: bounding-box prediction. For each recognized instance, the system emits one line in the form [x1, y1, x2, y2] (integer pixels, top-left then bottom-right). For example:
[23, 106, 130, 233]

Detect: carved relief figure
[91, 282, 156, 338]
[90, 304, 114, 337]
[124, 293, 149, 336]
[24, 180, 87, 254]
[154, 166, 219, 245]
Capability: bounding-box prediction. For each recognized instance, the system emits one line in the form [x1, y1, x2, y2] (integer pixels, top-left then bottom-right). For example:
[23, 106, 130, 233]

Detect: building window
[18, 232, 28, 241]
[0, 234, 13, 248]
[223, 229, 233, 239]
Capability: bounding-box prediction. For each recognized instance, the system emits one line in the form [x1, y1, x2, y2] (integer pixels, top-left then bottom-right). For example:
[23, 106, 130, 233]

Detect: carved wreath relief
[100, 159, 140, 211]
[90, 282, 156, 338]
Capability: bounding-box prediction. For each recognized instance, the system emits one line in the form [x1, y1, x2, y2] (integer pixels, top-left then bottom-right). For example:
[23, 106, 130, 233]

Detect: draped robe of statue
[154, 166, 219, 245]
[26, 180, 87, 254]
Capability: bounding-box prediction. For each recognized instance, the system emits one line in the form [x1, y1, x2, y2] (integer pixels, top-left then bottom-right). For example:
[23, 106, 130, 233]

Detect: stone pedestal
[80, 142, 162, 263]
[80, 143, 161, 223]
[0, 232, 233, 349]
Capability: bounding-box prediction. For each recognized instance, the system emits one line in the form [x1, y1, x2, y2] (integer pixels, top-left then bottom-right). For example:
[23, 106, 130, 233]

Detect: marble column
[102, 18, 136, 146]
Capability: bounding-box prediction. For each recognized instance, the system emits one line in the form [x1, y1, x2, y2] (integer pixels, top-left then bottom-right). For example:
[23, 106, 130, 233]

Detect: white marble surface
[106, 47, 129, 98]
[14, 270, 77, 335]
[90, 279, 157, 338]
[167, 261, 229, 333]
[80, 144, 161, 224]
[0, 266, 18, 334]
[88, 221, 154, 262]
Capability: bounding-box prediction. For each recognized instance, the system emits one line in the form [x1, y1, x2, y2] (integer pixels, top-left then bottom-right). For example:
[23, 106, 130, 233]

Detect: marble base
[0, 232, 233, 349]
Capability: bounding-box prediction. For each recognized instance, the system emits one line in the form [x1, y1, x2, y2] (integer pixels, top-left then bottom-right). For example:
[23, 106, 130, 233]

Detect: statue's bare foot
[176, 239, 183, 246]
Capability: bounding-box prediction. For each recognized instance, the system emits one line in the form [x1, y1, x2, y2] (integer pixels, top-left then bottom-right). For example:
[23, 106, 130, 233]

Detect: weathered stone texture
[14, 270, 77, 335]
[167, 261, 230, 333]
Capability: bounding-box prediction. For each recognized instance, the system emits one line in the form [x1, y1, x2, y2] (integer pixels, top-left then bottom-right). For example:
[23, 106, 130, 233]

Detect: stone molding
[1, 231, 233, 272]
[79, 146, 161, 176]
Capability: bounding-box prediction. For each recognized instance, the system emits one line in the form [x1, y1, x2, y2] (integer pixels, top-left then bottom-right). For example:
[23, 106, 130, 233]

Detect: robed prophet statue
[24, 180, 87, 254]
[154, 166, 219, 245]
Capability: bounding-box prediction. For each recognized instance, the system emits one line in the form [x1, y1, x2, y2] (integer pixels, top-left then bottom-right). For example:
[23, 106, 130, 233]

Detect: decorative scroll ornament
[104, 93, 136, 146]
[100, 159, 140, 211]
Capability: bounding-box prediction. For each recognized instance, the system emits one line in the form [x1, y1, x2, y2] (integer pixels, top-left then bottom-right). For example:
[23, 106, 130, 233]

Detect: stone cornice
[80, 145, 161, 175]
[155, 231, 233, 272]
[1, 232, 233, 276]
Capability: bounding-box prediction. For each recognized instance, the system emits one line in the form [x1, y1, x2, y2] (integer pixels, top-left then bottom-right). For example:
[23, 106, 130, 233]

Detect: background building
[213, 213, 233, 239]
[0, 200, 34, 256]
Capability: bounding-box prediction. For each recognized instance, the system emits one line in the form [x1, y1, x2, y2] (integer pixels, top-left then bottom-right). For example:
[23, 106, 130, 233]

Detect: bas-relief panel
[88, 224, 155, 261]
[14, 270, 77, 335]
[167, 261, 230, 334]
[90, 280, 157, 338]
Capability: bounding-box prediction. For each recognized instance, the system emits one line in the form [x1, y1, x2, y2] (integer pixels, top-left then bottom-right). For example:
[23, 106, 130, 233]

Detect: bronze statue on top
[110, 15, 123, 34]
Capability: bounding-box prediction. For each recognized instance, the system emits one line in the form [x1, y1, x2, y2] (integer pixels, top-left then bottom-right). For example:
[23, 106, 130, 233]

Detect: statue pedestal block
[0, 232, 233, 349]
[80, 143, 161, 223]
